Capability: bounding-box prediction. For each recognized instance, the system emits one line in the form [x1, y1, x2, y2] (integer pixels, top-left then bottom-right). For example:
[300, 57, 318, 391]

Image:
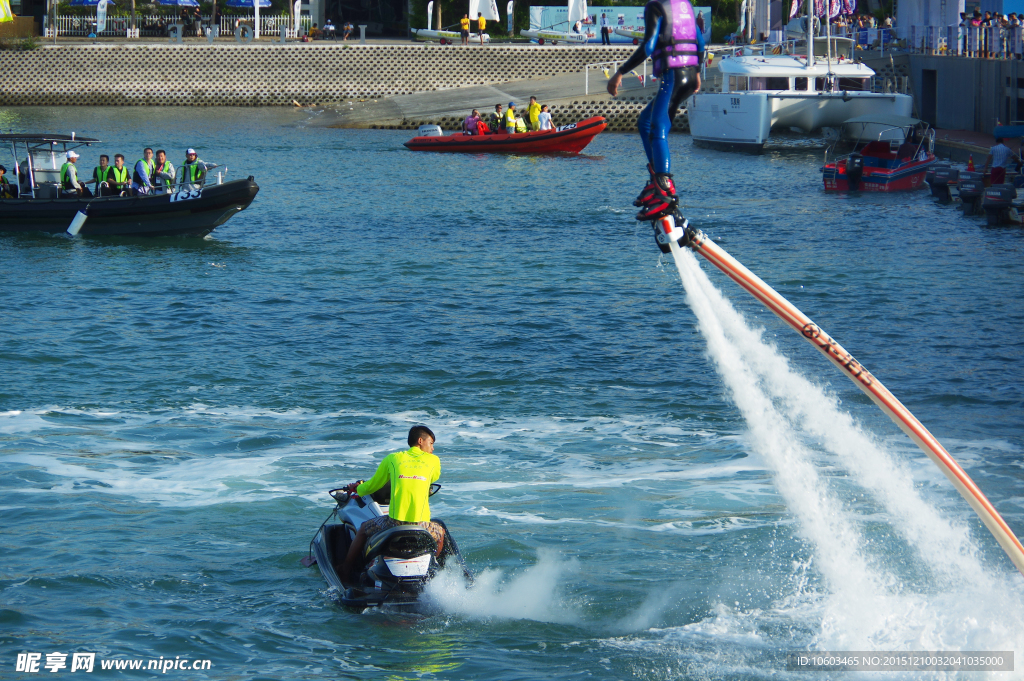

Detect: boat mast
[825, 0, 833, 88]
[805, 0, 813, 67]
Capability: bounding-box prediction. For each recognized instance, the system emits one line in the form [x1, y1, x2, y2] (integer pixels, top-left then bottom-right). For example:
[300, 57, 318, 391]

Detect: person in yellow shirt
[460, 13, 470, 45]
[505, 101, 518, 133]
[477, 12, 487, 45]
[527, 96, 541, 131]
[342, 425, 443, 580]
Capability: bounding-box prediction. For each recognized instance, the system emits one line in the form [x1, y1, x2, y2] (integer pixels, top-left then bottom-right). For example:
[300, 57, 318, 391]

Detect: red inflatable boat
[404, 116, 607, 154]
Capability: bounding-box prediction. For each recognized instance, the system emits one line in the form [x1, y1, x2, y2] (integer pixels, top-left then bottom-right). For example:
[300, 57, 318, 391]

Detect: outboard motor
[417, 124, 444, 137]
[930, 166, 959, 203]
[845, 153, 865, 190]
[957, 171, 985, 215]
[982, 183, 1018, 225]
[924, 162, 945, 190]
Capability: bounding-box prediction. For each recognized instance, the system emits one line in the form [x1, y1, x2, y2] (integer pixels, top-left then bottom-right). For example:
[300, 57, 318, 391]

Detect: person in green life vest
[109, 154, 132, 196]
[132, 147, 156, 195]
[181, 148, 207, 191]
[152, 149, 176, 194]
[341, 425, 444, 582]
[60, 151, 92, 197]
[92, 155, 113, 196]
[0, 164, 16, 199]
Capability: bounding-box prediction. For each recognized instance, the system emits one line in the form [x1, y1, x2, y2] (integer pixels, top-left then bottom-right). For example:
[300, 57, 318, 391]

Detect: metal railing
[910, 24, 1024, 58]
[49, 14, 311, 38]
[584, 59, 649, 95]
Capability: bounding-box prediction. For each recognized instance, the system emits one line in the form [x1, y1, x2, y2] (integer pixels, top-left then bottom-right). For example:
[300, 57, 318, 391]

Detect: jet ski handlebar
[328, 483, 441, 506]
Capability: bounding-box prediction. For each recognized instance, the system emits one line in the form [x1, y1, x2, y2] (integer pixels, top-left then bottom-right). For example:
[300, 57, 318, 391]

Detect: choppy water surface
[1, 107, 1023, 680]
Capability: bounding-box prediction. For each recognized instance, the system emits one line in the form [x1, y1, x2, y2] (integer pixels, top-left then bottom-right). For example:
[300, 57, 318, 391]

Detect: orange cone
[967, 154, 975, 171]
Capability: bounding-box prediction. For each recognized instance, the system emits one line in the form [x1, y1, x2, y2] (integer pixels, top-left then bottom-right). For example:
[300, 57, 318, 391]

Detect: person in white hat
[60, 150, 91, 197]
[180, 148, 207, 191]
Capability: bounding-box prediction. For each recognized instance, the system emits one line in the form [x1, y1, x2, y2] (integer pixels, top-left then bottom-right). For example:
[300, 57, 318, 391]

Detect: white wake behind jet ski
[304, 484, 471, 610]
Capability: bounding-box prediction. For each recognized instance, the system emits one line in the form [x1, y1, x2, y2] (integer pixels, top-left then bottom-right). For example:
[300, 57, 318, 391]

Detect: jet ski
[304, 483, 471, 610]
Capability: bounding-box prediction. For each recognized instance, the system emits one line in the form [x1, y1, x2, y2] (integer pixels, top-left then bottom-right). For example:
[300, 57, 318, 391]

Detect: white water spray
[423, 550, 581, 624]
[667, 247, 1024, 650]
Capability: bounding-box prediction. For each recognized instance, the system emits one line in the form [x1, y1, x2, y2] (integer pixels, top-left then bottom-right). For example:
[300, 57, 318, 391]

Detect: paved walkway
[316, 69, 655, 128]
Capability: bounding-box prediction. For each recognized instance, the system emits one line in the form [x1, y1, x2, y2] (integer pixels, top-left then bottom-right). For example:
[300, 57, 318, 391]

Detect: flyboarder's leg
[633, 74, 673, 209]
[638, 67, 700, 222]
[636, 69, 680, 221]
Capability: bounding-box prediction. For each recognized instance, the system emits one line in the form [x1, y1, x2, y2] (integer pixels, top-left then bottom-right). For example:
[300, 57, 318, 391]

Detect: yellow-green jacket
[356, 446, 440, 522]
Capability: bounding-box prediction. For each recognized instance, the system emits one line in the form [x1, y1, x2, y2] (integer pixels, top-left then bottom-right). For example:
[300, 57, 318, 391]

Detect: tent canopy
[222, 0, 272, 7]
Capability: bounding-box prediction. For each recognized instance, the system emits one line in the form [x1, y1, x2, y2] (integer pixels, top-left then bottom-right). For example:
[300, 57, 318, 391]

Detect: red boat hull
[404, 116, 607, 154]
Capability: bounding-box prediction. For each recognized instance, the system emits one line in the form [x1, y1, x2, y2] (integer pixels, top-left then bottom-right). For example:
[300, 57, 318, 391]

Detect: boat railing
[169, 164, 227, 193]
[584, 59, 650, 95]
[710, 39, 801, 57]
[870, 75, 911, 95]
[48, 14, 311, 39]
[824, 125, 934, 169]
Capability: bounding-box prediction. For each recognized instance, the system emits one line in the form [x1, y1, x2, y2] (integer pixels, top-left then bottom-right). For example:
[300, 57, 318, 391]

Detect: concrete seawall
[0, 43, 635, 107]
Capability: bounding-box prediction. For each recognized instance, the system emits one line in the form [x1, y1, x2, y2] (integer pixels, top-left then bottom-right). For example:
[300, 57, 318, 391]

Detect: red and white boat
[404, 116, 607, 154]
[822, 114, 936, 192]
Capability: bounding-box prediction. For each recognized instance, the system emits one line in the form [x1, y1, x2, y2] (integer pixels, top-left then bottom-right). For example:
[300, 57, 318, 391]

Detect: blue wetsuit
[617, 3, 705, 174]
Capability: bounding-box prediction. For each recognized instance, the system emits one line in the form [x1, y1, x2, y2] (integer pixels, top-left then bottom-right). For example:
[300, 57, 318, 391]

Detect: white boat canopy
[842, 113, 925, 128]
[718, 55, 875, 78]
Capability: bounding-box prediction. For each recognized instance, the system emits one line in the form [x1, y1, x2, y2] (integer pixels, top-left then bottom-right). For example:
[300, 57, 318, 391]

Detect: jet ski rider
[607, 0, 704, 221]
[341, 425, 445, 582]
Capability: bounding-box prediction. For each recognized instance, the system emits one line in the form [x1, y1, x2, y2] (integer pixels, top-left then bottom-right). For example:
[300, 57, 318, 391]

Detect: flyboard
[652, 213, 1024, 577]
[521, 0, 591, 44]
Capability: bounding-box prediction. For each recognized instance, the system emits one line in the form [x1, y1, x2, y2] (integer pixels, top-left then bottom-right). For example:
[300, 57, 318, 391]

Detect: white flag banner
[96, 0, 108, 28]
[427, 0, 433, 28]
[507, 0, 513, 31]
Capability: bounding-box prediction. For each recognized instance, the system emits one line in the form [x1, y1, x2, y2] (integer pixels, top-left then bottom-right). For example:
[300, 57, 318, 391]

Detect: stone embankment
[0, 43, 635, 107]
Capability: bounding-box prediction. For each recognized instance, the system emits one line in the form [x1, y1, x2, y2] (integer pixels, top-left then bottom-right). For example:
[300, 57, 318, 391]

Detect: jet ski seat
[364, 525, 437, 561]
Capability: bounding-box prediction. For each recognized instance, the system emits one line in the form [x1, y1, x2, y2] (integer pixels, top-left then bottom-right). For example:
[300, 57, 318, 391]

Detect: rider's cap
[508, 101, 515, 107]
[0, 165, 6, 172]
[186, 148, 196, 154]
[66, 151, 79, 159]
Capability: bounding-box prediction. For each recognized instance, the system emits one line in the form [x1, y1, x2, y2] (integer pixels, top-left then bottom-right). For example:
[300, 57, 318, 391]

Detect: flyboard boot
[651, 209, 694, 254]
[633, 164, 657, 207]
[635, 173, 678, 222]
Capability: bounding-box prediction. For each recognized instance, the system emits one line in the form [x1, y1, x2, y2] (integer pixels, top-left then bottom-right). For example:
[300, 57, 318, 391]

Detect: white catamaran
[687, 2, 911, 152]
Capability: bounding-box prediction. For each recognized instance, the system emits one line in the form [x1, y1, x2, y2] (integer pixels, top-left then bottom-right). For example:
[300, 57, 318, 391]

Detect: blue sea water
[1, 107, 1023, 680]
